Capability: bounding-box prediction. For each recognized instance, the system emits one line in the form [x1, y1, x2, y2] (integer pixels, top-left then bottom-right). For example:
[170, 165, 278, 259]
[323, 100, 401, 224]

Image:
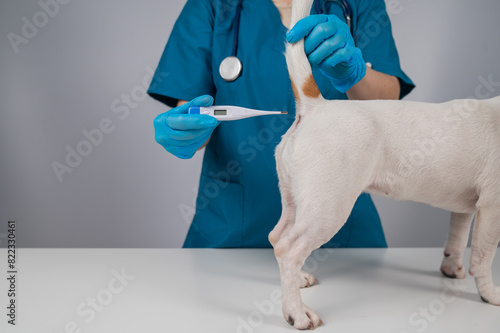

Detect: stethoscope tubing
[232, 0, 244, 57]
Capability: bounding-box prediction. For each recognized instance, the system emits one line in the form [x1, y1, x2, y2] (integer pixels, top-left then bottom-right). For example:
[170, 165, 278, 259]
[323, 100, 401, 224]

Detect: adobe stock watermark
[231, 248, 337, 333]
[355, 0, 420, 49]
[384, 73, 500, 188]
[178, 112, 293, 225]
[355, 0, 417, 49]
[56, 267, 135, 333]
[386, 0, 416, 17]
[399, 278, 468, 333]
[51, 66, 169, 182]
[7, 0, 73, 54]
[178, 159, 243, 226]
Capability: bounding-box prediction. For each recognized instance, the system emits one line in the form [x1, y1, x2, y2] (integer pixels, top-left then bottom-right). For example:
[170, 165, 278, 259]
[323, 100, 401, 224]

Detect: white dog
[269, 0, 500, 329]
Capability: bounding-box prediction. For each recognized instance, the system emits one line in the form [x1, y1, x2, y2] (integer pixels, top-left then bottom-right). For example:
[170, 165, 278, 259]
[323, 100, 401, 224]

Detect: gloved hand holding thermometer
[153, 95, 219, 159]
[286, 14, 366, 93]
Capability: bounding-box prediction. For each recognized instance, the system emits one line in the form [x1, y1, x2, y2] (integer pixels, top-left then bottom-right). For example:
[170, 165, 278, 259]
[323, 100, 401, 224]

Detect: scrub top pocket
[184, 173, 244, 248]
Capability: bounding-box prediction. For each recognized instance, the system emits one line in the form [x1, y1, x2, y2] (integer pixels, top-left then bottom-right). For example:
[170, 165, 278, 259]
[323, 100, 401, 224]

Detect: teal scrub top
[148, 0, 415, 248]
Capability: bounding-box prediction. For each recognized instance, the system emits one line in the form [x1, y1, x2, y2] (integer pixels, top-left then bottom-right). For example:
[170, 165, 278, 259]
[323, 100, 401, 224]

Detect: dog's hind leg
[270, 203, 318, 290]
[268, 179, 294, 248]
[270, 141, 318, 289]
[274, 191, 358, 329]
[470, 205, 500, 305]
[269, 139, 296, 248]
[440, 212, 474, 279]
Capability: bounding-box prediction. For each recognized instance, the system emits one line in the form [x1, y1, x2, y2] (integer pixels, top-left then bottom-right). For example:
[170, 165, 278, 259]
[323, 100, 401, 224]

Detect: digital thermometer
[188, 106, 288, 121]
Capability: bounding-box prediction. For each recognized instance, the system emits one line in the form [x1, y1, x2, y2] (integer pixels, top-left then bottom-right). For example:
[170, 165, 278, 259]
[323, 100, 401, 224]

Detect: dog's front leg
[270, 139, 319, 290]
[440, 212, 475, 279]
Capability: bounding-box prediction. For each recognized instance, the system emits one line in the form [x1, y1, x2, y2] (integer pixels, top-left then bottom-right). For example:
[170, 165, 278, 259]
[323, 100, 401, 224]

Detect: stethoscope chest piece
[220, 56, 242, 82]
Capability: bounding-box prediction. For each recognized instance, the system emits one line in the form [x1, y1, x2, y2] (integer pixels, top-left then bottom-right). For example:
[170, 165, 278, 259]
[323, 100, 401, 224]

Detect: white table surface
[0, 248, 498, 333]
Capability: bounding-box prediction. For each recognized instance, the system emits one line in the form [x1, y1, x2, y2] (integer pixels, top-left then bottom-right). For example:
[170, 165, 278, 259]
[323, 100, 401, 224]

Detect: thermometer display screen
[214, 110, 227, 115]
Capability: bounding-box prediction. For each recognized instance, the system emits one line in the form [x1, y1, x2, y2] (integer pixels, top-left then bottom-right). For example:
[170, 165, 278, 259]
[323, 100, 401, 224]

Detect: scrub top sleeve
[354, 0, 415, 99]
[148, 0, 216, 108]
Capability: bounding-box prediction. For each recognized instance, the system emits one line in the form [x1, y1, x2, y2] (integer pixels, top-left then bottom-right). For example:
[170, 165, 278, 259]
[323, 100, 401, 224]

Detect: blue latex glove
[153, 95, 219, 159]
[286, 15, 366, 93]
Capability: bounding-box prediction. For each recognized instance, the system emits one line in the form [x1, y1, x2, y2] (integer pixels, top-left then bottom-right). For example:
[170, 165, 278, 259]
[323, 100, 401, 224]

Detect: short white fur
[269, 0, 500, 329]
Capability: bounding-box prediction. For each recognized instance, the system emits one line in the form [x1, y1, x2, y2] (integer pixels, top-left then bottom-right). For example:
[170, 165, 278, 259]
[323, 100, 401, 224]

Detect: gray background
[1, 0, 499, 248]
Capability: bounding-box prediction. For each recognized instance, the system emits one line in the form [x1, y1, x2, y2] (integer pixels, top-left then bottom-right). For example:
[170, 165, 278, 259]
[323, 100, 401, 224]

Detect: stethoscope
[219, 0, 354, 82]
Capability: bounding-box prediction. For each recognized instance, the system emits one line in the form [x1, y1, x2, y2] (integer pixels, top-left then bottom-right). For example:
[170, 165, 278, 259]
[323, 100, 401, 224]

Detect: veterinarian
[148, 0, 414, 248]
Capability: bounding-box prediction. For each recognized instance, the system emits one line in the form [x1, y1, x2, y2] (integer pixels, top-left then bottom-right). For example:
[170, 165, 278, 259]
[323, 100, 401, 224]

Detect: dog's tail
[287, 0, 324, 112]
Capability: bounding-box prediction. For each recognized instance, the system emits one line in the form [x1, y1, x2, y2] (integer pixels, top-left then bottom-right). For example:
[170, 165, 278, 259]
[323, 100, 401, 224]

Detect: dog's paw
[479, 286, 500, 306]
[300, 269, 318, 288]
[283, 304, 323, 330]
[440, 255, 465, 279]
